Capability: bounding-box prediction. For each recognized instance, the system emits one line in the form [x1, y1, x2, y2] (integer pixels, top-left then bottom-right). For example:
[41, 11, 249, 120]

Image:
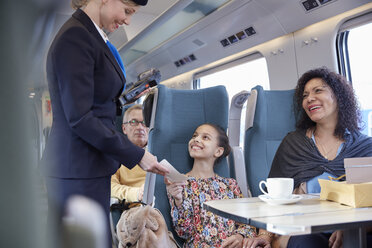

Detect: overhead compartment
[257, 0, 369, 33]
[120, 0, 370, 83]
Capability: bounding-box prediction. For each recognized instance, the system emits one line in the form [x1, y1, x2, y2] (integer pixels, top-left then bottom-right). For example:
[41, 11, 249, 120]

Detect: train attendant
[269, 67, 372, 248]
[41, 0, 168, 247]
[166, 123, 272, 248]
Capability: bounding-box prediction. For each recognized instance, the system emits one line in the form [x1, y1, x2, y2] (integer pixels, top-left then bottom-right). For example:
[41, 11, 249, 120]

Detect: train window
[340, 22, 372, 136]
[196, 57, 270, 100]
[196, 56, 269, 146]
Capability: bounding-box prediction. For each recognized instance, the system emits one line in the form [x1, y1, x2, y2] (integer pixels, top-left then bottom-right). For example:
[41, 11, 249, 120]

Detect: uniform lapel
[72, 9, 126, 84]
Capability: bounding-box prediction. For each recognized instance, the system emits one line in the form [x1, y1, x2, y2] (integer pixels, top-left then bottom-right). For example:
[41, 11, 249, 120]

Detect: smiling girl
[166, 124, 271, 248]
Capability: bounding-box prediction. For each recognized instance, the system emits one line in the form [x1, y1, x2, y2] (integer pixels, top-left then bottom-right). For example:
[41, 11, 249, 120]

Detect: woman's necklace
[313, 130, 341, 160]
[316, 139, 332, 159]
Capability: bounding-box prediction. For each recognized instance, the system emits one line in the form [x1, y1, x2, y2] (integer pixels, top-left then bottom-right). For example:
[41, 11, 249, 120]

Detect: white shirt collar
[92, 20, 109, 43]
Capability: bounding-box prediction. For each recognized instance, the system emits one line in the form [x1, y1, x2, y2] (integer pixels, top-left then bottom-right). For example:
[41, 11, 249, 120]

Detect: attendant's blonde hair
[71, 0, 88, 9]
[71, 0, 138, 10]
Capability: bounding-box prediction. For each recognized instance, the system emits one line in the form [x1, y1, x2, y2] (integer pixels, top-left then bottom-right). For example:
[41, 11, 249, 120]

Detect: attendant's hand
[164, 177, 186, 207]
[329, 230, 343, 248]
[242, 236, 271, 248]
[221, 234, 244, 248]
[138, 151, 169, 176]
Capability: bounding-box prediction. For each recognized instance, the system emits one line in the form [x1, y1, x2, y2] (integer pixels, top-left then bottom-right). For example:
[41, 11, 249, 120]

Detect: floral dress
[168, 174, 256, 248]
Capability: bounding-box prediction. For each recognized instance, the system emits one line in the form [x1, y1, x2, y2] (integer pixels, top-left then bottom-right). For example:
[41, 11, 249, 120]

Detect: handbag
[116, 205, 179, 248]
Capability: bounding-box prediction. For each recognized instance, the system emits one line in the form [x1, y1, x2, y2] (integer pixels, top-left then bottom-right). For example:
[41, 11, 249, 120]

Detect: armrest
[231, 146, 251, 197]
[142, 172, 156, 206]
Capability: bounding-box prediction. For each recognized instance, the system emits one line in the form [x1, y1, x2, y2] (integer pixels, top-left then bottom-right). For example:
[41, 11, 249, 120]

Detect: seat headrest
[143, 90, 155, 128]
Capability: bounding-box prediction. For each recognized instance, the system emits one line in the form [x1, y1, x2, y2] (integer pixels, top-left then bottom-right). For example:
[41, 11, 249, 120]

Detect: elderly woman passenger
[269, 67, 372, 248]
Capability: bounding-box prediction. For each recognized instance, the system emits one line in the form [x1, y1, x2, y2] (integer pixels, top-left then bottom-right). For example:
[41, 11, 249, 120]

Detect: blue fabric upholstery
[244, 85, 296, 197]
[147, 84, 230, 245]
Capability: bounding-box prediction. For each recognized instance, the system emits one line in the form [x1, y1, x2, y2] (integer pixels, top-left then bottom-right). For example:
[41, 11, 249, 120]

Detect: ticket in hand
[160, 159, 188, 183]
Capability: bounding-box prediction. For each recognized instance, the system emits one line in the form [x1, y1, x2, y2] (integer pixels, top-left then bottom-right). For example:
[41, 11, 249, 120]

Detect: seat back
[244, 85, 296, 197]
[144, 84, 229, 245]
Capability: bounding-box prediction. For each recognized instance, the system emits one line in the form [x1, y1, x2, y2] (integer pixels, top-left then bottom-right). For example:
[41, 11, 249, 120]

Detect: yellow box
[319, 179, 372, 208]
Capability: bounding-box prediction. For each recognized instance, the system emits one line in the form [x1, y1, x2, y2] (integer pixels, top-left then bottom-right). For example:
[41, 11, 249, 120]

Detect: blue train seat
[244, 85, 296, 197]
[143, 84, 230, 246]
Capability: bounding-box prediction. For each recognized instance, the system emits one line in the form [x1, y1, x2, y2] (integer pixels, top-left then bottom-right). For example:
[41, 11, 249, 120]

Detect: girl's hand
[242, 236, 271, 248]
[221, 234, 243, 248]
[164, 177, 186, 207]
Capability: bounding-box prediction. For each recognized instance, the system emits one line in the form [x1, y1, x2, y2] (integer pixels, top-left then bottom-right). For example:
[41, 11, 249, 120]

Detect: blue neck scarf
[106, 40, 126, 78]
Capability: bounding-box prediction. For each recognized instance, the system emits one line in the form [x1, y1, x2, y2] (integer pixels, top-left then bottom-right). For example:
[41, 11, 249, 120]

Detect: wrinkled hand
[242, 236, 271, 248]
[164, 177, 186, 207]
[138, 151, 169, 175]
[329, 230, 343, 248]
[138, 185, 144, 201]
[221, 234, 243, 248]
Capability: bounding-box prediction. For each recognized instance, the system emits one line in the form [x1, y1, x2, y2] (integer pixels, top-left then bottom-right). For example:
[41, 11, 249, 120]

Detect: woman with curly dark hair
[294, 66, 361, 139]
[269, 67, 372, 248]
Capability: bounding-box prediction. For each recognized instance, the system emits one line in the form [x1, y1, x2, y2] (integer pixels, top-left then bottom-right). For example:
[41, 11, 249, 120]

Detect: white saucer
[258, 194, 303, 205]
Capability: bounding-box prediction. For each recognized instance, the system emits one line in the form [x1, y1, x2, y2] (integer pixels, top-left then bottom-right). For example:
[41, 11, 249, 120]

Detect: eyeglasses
[123, 119, 146, 127]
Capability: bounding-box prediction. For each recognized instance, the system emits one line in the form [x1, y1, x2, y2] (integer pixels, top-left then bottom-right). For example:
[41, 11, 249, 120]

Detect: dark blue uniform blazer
[42, 9, 144, 179]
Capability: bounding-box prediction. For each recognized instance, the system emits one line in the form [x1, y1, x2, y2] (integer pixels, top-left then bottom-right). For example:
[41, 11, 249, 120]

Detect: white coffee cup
[259, 178, 294, 199]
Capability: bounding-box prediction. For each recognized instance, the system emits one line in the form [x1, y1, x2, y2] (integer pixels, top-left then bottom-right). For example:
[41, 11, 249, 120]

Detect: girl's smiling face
[188, 124, 224, 162]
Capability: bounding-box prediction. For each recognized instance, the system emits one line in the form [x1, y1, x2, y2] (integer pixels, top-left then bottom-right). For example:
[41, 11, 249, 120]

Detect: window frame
[337, 12, 372, 137]
[193, 52, 264, 85]
[337, 11, 372, 79]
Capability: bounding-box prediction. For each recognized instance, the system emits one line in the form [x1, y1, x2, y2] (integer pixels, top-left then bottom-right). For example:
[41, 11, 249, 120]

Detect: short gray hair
[123, 104, 143, 123]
